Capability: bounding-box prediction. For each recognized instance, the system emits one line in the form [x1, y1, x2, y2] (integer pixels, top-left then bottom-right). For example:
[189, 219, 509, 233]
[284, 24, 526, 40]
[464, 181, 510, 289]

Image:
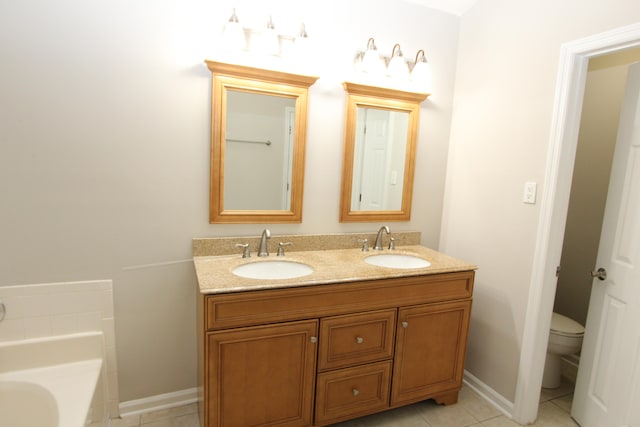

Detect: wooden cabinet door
[206, 320, 318, 427]
[390, 300, 471, 406]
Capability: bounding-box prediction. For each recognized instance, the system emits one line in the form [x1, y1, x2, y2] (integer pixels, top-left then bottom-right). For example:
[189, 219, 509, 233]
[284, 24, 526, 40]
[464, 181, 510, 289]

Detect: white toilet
[542, 312, 585, 389]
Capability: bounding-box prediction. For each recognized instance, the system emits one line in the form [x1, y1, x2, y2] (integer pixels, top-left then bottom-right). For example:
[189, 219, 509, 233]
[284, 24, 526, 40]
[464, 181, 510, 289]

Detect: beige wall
[441, 0, 640, 401]
[0, 0, 459, 402]
[555, 52, 640, 327]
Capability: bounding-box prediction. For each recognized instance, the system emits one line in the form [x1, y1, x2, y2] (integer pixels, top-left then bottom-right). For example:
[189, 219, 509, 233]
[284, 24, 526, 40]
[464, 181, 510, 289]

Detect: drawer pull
[311, 336, 317, 343]
[401, 321, 408, 328]
[356, 336, 364, 344]
[352, 388, 360, 397]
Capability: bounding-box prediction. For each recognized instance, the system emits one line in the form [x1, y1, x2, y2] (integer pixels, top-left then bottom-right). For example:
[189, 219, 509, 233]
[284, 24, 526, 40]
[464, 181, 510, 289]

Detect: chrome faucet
[373, 226, 390, 250]
[257, 228, 271, 257]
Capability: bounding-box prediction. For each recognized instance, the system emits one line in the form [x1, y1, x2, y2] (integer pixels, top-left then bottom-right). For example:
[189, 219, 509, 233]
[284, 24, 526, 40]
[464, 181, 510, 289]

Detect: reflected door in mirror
[352, 107, 409, 211]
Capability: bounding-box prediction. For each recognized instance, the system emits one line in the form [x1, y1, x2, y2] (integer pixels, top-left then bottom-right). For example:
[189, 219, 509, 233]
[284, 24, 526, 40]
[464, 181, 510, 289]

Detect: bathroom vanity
[194, 234, 475, 427]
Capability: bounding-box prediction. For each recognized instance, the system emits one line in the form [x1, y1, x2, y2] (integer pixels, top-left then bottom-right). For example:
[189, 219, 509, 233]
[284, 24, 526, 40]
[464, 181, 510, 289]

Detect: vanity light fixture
[222, 8, 246, 51]
[219, 10, 309, 59]
[387, 43, 410, 79]
[354, 38, 431, 92]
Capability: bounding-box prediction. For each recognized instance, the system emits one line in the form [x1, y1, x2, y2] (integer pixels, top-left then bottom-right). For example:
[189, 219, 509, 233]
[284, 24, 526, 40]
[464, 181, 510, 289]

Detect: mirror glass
[224, 90, 296, 210]
[340, 82, 429, 222]
[206, 61, 318, 223]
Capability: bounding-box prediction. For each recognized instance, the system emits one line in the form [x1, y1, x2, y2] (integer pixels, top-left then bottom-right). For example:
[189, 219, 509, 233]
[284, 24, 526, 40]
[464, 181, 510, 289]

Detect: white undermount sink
[232, 260, 314, 280]
[365, 253, 431, 269]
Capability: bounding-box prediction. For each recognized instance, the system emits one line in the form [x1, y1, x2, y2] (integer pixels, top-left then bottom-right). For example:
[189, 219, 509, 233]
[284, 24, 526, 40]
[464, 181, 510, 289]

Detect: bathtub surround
[0, 280, 119, 420]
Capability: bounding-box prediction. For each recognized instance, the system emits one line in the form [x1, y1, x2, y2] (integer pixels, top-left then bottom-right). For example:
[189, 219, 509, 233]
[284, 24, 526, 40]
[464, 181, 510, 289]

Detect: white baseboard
[464, 370, 514, 418]
[118, 388, 198, 418]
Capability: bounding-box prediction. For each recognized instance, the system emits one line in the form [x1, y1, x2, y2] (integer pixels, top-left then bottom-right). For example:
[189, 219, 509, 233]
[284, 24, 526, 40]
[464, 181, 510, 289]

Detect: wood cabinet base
[433, 391, 460, 406]
[197, 271, 474, 427]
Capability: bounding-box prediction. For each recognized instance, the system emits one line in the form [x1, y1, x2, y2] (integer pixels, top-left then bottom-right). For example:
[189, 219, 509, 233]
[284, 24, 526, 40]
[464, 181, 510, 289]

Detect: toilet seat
[550, 312, 584, 337]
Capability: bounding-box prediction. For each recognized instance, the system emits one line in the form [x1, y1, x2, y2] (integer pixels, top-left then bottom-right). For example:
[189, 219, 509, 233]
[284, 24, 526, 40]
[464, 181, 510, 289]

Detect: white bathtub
[0, 332, 104, 427]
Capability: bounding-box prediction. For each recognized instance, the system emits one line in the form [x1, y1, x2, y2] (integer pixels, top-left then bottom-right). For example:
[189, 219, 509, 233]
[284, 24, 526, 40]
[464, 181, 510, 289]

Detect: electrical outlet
[523, 182, 537, 204]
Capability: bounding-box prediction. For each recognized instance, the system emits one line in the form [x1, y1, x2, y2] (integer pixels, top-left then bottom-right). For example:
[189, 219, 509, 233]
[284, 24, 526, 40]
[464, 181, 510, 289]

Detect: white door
[355, 108, 391, 210]
[572, 62, 640, 427]
[282, 107, 295, 210]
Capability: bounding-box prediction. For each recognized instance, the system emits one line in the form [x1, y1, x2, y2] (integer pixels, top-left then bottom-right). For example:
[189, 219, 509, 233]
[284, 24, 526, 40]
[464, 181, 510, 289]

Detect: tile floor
[106, 382, 579, 427]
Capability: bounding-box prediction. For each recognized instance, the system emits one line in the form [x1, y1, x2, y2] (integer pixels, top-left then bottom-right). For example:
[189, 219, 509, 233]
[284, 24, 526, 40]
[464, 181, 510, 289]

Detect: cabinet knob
[310, 336, 317, 343]
[356, 336, 364, 344]
[352, 388, 360, 397]
[401, 321, 408, 328]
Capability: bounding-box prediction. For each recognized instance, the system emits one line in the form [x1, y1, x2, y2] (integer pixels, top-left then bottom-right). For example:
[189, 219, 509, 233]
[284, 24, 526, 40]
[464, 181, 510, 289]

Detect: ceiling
[402, 0, 479, 16]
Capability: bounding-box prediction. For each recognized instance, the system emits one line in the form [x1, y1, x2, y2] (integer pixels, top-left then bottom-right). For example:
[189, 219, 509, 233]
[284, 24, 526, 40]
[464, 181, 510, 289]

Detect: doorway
[512, 23, 640, 425]
[547, 47, 640, 412]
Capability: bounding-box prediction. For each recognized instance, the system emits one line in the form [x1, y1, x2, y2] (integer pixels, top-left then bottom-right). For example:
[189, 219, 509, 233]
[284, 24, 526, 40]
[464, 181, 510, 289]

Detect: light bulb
[222, 8, 245, 51]
[294, 23, 309, 57]
[361, 38, 384, 75]
[411, 49, 432, 93]
[262, 16, 280, 56]
[387, 44, 409, 79]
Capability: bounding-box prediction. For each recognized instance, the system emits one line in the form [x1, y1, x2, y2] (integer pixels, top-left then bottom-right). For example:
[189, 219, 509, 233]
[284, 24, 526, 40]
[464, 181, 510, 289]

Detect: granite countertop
[194, 245, 477, 294]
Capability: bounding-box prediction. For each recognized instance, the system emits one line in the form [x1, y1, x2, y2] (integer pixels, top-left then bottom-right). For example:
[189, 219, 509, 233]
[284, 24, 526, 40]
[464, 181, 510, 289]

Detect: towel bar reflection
[226, 138, 272, 146]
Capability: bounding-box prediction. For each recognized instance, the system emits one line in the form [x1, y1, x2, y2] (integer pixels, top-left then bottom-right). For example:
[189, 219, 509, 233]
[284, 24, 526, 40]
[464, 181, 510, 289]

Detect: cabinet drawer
[315, 361, 391, 426]
[318, 309, 396, 371]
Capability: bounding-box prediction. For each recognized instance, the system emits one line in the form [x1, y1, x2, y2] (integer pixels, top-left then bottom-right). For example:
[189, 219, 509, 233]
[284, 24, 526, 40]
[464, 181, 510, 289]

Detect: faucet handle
[235, 243, 251, 258]
[358, 238, 369, 252]
[277, 242, 292, 256]
[388, 237, 395, 250]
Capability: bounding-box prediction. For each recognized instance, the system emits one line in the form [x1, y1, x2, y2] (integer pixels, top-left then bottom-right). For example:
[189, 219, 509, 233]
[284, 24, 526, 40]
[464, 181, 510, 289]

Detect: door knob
[590, 267, 607, 281]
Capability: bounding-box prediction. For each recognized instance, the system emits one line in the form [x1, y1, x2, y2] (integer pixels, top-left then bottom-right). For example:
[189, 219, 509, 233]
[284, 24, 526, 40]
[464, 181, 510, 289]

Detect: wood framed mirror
[206, 61, 318, 223]
[340, 82, 429, 222]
